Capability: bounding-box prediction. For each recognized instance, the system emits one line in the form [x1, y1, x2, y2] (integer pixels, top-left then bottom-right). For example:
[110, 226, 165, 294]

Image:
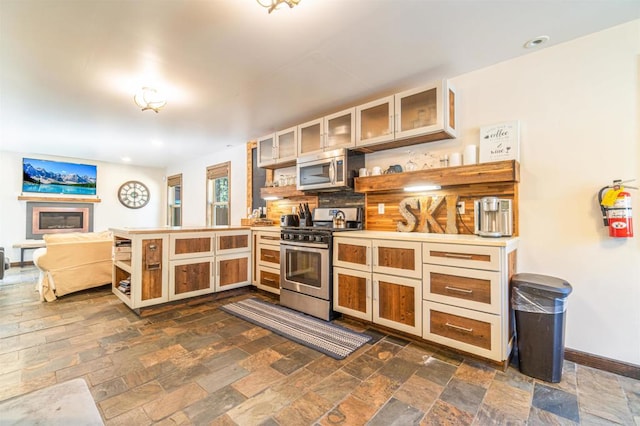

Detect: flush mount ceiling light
[257, 0, 301, 13]
[133, 87, 166, 113]
[524, 35, 550, 49]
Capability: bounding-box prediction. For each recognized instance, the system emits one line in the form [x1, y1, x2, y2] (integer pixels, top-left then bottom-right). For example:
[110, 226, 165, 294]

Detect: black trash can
[511, 273, 572, 383]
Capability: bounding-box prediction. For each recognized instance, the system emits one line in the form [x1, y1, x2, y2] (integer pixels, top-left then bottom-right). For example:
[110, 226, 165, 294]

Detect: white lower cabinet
[422, 241, 517, 363]
[423, 301, 502, 361]
[333, 266, 372, 321]
[373, 273, 422, 336]
[253, 230, 281, 294]
[169, 257, 215, 301]
[333, 234, 518, 364]
[333, 236, 422, 337]
[216, 252, 251, 292]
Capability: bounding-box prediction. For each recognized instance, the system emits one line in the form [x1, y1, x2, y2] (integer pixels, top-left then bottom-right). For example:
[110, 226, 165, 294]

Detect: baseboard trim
[565, 348, 640, 380]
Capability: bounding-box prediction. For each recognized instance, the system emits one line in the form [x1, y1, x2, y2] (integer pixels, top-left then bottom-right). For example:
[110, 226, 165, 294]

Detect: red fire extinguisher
[598, 179, 636, 238]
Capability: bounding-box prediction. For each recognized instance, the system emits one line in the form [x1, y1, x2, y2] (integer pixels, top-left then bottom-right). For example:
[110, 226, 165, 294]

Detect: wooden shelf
[260, 185, 305, 199]
[18, 196, 102, 203]
[354, 160, 519, 193]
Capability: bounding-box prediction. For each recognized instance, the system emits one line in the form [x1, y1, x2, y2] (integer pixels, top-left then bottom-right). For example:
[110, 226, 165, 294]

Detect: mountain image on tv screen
[22, 158, 97, 195]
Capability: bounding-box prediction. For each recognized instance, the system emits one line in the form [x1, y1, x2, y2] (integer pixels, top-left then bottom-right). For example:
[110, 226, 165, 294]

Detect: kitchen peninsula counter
[109, 225, 250, 235]
[111, 227, 251, 312]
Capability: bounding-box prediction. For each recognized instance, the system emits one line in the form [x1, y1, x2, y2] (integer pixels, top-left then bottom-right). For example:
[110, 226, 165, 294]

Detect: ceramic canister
[464, 145, 477, 165]
[450, 152, 462, 166]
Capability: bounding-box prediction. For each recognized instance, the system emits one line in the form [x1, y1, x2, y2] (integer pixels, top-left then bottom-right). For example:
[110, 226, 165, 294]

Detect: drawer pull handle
[445, 286, 473, 294]
[263, 278, 276, 283]
[263, 254, 274, 259]
[445, 322, 473, 333]
[443, 253, 473, 259]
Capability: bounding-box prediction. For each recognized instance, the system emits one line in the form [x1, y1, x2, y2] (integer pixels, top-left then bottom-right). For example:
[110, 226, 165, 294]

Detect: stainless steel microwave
[296, 148, 364, 191]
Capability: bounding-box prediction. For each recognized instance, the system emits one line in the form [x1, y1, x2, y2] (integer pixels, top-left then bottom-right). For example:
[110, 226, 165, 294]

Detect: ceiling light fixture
[257, 0, 301, 13]
[133, 87, 167, 113]
[524, 35, 550, 49]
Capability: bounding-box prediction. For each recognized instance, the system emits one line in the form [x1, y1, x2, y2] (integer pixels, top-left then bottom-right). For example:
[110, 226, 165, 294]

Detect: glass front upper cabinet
[298, 108, 356, 157]
[356, 80, 456, 149]
[257, 134, 276, 168]
[257, 127, 298, 169]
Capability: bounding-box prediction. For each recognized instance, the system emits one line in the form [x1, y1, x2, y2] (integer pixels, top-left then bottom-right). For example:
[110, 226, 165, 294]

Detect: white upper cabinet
[298, 118, 323, 157]
[257, 133, 276, 168]
[356, 80, 456, 150]
[355, 95, 395, 147]
[298, 108, 356, 157]
[257, 126, 298, 169]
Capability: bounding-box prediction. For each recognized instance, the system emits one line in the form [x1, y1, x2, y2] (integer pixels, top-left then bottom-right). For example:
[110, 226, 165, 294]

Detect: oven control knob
[315, 235, 323, 242]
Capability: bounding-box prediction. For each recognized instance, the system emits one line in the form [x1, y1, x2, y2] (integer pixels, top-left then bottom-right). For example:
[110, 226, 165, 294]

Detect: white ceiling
[1, 0, 638, 168]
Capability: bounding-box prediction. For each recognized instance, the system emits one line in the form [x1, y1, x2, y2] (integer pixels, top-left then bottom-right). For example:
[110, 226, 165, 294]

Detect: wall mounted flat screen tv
[22, 158, 97, 195]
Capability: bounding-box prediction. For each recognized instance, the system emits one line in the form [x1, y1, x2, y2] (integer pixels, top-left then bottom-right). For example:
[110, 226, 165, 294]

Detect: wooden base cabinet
[216, 253, 250, 291]
[111, 228, 252, 312]
[334, 233, 517, 364]
[253, 229, 281, 294]
[333, 236, 422, 336]
[333, 267, 371, 321]
[373, 273, 422, 336]
[169, 258, 214, 301]
[169, 232, 216, 300]
[422, 241, 517, 363]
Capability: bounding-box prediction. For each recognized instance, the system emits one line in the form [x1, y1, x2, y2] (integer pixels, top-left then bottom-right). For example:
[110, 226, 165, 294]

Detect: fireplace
[26, 202, 94, 239]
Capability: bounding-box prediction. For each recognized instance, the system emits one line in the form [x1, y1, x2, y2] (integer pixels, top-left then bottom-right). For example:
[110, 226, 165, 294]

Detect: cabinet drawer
[373, 240, 422, 279]
[170, 233, 215, 260]
[423, 243, 500, 271]
[217, 231, 251, 254]
[258, 246, 280, 268]
[333, 237, 371, 271]
[423, 264, 501, 314]
[257, 267, 280, 294]
[423, 301, 501, 361]
[256, 232, 281, 246]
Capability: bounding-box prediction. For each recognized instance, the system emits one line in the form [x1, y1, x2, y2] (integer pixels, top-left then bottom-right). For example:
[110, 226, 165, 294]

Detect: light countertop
[110, 226, 250, 235]
[333, 230, 518, 247]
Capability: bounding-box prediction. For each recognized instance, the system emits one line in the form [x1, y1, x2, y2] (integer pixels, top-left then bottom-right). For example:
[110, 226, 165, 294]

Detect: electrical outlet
[378, 203, 385, 214]
[456, 201, 465, 214]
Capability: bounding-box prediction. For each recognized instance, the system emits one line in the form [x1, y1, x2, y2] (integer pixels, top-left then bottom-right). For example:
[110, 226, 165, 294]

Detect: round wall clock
[118, 180, 150, 209]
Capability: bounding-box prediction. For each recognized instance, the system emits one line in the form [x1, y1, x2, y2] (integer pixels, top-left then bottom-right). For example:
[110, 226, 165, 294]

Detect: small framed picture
[479, 121, 520, 163]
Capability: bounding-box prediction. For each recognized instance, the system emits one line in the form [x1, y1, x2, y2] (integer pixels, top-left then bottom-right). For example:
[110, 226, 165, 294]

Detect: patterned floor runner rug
[220, 298, 372, 360]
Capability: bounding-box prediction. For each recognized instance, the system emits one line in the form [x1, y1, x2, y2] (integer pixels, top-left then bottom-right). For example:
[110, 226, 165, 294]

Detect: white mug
[371, 166, 382, 176]
[358, 168, 369, 177]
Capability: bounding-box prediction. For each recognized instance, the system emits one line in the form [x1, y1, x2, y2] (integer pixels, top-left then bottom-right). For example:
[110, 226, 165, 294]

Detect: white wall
[0, 151, 166, 262]
[369, 20, 640, 365]
[166, 144, 247, 226]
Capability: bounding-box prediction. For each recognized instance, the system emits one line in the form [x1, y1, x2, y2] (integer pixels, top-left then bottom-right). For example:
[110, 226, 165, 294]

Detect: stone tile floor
[1, 266, 638, 425]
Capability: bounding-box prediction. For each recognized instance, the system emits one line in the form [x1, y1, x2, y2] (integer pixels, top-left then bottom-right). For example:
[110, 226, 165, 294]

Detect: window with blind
[206, 162, 230, 226]
[167, 173, 182, 226]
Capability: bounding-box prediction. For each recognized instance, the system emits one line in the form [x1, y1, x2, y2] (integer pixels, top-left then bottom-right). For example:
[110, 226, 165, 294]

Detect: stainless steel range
[280, 207, 363, 321]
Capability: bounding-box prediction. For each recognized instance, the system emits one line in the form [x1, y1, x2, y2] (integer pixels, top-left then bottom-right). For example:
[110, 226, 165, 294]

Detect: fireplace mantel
[18, 196, 101, 203]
